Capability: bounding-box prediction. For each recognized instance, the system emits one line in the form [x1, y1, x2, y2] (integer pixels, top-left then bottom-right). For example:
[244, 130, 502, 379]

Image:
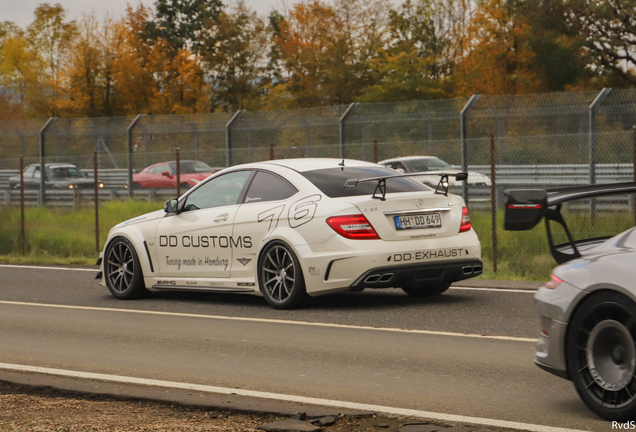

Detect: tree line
[0, 0, 634, 120]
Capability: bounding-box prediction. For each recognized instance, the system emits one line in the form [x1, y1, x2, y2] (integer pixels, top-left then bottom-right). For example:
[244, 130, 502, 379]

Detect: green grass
[0, 200, 162, 266]
[0, 201, 633, 280]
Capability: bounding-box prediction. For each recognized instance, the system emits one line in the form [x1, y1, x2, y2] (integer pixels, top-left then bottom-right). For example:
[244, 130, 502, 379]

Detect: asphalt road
[0, 265, 606, 431]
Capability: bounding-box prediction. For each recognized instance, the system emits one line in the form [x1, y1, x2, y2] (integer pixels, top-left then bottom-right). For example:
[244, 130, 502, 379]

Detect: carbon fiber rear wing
[504, 182, 636, 264]
[345, 172, 468, 201]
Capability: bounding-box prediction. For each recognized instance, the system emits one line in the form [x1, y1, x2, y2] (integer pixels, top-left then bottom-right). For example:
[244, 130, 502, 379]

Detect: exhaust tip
[462, 266, 472, 275]
[473, 265, 483, 274]
[364, 274, 381, 284]
[378, 273, 394, 283]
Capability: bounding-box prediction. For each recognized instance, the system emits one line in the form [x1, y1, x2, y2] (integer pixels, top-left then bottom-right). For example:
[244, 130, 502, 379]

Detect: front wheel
[104, 237, 147, 299]
[258, 241, 307, 309]
[566, 291, 636, 421]
[402, 282, 451, 297]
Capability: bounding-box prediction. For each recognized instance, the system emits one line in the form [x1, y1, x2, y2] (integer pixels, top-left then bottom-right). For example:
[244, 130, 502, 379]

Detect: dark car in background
[9, 163, 104, 190]
[129, 160, 221, 190]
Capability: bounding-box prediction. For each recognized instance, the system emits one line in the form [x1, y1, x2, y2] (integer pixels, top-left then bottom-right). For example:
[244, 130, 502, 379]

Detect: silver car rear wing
[345, 172, 468, 201]
[504, 182, 636, 264]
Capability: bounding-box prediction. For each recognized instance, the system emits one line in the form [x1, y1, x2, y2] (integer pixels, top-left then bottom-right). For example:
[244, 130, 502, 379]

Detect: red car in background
[131, 160, 222, 189]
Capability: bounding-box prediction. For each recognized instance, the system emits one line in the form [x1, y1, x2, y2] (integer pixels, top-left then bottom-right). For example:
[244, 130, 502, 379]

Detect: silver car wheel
[586, 320, 636, 392]
[568, 292, 636, 419]
[262, 245, 295, 304]
[258, 241, 307, 309]
[106, 241, 134, 294]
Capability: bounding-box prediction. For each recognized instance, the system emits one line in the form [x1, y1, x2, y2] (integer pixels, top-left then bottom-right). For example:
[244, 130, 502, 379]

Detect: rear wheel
[566, 291, 636, 421]
[180, 183, 191, 192]
[402, 282, 451, 297]
[104, 237, 147, 299]
[258, 241, 307, 309]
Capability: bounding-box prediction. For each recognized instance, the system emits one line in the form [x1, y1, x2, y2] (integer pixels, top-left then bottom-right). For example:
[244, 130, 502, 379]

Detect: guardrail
[1, 164, 634, 190]
[1, 164, 635, 210]
[0, 188, 178, 208]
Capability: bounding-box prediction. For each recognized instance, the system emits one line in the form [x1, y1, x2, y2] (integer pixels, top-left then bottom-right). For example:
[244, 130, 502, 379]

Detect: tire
[131, 183, 142, 190]
[402, 282, 451, 297]
[104, 237, 148, 300]
[258, 241, 307, 309]
[180, 183, 191, 192]
[566, 291, 636, 421]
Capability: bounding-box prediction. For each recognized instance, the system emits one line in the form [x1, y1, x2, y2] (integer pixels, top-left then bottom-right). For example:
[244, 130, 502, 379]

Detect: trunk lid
[340, 191, 465, 241]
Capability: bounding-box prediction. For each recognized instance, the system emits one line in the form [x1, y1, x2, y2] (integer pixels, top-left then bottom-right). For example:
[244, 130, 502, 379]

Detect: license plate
[395, 213, 442, 230]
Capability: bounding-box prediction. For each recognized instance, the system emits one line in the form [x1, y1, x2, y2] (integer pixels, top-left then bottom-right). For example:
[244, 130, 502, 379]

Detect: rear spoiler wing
[504, 182, 636, 264]
[345, 172, 468, 201]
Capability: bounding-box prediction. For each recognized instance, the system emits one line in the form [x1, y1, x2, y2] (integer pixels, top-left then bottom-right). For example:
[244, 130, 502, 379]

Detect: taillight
[459, 206, 471, 233]
[546, 274, 563, 290]
[326, 214, 380, 240]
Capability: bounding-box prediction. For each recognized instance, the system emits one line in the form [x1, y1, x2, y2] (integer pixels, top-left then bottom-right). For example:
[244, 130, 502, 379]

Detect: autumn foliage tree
[456, 0, 540, 95]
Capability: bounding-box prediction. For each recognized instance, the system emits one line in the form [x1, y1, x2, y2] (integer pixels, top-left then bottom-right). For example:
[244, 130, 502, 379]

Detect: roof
[26, 163, 78, 168]
[257, 158, 378, 173]
[378, 156, 439, 164]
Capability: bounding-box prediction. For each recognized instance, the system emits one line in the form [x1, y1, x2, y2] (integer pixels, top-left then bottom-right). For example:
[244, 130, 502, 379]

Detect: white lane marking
[0, 264, 96, 272]
[451, 286, 537, 293]
[0, 300, 536, 342]
[0, 362, 585, 432]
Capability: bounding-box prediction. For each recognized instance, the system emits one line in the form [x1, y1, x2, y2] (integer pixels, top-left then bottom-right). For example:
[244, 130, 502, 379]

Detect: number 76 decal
[288, 194, 321, 228]
[257, 195, 322, 233]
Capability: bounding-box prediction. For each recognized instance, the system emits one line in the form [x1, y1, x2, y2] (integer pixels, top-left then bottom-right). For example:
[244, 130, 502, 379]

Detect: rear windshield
[301, 167, 431, 198]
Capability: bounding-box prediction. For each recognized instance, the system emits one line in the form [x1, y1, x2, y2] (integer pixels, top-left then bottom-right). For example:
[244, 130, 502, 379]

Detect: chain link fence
[2, 88, 636, 279]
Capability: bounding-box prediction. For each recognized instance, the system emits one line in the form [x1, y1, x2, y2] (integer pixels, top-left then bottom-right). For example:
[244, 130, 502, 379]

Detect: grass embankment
[0, 201, 161, 266]
[0, 201, 632, 280]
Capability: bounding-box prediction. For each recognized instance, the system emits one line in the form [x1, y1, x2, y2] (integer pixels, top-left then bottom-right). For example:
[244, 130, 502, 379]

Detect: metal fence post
[176, 147, 181, 198]
[226, 110, 245, 167]
[490, 133, 497, 273]
[20, 155, 25, 255]
[187, 122, 199, 160]
[127, 114, 145, 199]
[94, 151, 99, 254]
[589, 88, 612, 221]
[340, 103, 358, 159]
[39, 117, 57, 206]
[460, 95, 480, 205]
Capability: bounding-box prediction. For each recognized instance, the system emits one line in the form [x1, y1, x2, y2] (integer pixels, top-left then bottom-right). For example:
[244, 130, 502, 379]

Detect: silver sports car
[505, 182, 636, 421]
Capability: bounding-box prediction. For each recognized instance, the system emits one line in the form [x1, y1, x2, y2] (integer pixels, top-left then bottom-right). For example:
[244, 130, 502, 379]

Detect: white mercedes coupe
[97, 158, 482, 309]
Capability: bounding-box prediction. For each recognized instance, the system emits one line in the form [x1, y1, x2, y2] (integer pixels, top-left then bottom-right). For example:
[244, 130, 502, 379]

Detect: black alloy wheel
[567, 291, 636, 421]
[259, 241, 307, 309]
[402, 282, 451, 297]
[104, 237, 147, 299]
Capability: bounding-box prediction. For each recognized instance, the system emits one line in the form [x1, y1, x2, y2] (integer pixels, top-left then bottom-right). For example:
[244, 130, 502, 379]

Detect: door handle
[214, 214, 229, 223]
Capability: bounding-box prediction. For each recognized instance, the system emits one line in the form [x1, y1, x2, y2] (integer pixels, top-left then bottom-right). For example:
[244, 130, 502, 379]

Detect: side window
[183, 170, 252, 212]
[149, 164, 168, 175]
[244, 171, 297, 204]
[23, 166, 36, 178]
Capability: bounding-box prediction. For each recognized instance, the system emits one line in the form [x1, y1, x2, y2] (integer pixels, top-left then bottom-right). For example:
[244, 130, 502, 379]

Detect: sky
[0, 0, 293, 27]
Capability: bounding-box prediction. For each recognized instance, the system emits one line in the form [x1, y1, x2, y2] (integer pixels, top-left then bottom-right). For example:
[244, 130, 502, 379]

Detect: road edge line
[0, 362, 586, 432]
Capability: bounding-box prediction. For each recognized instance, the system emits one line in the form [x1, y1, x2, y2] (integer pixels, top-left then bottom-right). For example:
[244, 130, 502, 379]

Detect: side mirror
[455, 172, 468, 181]
[162, 171, 172, 178]
[164, 198, 179, 214]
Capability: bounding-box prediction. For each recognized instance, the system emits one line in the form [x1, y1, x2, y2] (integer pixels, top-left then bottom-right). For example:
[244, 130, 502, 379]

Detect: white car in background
[98, 158, 482, 309]
[378, 156, 491, 187]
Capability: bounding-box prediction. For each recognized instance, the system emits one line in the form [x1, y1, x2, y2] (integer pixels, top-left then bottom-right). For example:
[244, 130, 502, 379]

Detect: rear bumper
[349, 259, 483, 289]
